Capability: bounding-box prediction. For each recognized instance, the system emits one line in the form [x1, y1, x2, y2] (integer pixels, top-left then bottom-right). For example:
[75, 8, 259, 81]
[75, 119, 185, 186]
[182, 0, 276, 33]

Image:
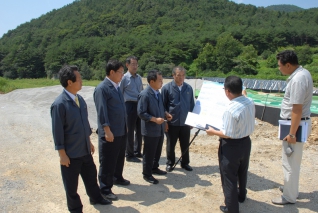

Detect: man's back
[222, 96, 255, 139]
[280, 66, 313, 119]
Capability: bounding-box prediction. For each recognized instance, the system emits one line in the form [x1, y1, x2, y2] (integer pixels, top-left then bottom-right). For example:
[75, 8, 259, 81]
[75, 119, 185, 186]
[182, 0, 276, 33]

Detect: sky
[1, 0, 318, 38]
[0, 0, 74, 38]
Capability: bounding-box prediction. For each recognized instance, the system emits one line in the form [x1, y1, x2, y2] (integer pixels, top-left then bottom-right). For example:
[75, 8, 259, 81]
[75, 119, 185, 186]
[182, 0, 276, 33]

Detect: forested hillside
[0, 0, 318, 82]
[265, 4, 304, 12]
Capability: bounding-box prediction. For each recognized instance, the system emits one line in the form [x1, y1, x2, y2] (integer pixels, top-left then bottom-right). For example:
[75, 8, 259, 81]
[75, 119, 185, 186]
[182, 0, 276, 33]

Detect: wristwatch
[288, 134, 296, 139]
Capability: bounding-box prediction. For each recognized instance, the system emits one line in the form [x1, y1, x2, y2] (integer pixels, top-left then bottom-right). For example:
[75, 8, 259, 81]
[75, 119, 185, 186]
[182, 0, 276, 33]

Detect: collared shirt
[221, 96, 255, 139]
[280, 66, 313, 119]
[106, 77, 120, 89]
[64, 89, 76, 102]
[150, 87, 159, 99]
[120, 71, 143, 102]
[178, 84, 183, 91]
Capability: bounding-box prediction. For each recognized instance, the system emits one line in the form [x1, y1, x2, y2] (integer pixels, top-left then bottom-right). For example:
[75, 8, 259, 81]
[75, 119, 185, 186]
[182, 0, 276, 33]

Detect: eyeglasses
[116, 71, 124, 74]
[129, 63, 138, 67]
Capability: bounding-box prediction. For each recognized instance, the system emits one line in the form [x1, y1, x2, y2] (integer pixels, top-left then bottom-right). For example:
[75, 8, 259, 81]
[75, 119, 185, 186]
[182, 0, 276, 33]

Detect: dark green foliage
[233, 45, 259, 75]
[266, 54, 278, 68]
[295, 45, 313, 65]
[265, 5, 304, 12]
[80, 62, 93, 80]
[0, 0, 317, 80]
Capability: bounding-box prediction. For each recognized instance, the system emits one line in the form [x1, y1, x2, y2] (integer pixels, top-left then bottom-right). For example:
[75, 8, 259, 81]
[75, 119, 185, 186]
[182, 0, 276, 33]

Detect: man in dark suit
[161, 66, 195, 172]
[51, 65, 111, 213]
[94, 59, 129, 201]
[137, 70, 172, 184]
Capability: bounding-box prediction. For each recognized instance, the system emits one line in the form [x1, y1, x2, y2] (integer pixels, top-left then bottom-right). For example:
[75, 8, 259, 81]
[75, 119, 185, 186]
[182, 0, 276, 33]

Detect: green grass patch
[0, 77, 60, 93]
[82, 80, 100, 87]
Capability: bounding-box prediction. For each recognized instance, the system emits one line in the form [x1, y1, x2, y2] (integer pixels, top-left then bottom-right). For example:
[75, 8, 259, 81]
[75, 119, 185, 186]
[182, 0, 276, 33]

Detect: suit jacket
[161, 81, 195, 126]
[137, 85, 165, 137]
[94, 78, 127, 139]
[51, 90, 92, 158]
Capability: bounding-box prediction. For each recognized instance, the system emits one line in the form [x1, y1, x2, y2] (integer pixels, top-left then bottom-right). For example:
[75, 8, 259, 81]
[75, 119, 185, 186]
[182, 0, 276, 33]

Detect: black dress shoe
[101, 193, 118, 201]
[166, 165, 173, 172]
[135, 152, 143, 158]
[220, 206, 229, 213]
[143, 175, 159, 184]
[152, 168, 167, 175]
[181, 164, 193, 171]
[114, 178, 130, 186]
[126, 156, 141, 162]
[90, 198, 112, 205]
[238, 195, 246, 203]
[237, 188, 246, 203]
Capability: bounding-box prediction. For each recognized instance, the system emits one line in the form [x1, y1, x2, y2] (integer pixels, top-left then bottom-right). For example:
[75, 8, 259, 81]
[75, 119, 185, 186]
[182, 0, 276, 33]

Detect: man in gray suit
[51, 65, 111, 213]
[120, 56, 143, 162]
[94, 59, 129, 201]
[137, 70, 172, 184]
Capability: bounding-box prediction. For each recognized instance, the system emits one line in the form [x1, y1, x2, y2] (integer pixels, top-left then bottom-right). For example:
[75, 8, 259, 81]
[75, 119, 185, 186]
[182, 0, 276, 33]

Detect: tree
[266, 54, 278, 68]
[233, 45, 259, 75]
[295, 45, 313, 65]
[80, 62, 93, 80]
[191, 43, 217, 75]
[214, 34, 243, 74]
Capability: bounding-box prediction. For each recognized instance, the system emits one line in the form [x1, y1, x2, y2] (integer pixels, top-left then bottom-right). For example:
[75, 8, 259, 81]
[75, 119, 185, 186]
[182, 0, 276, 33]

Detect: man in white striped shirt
[206, 76, 255, 213]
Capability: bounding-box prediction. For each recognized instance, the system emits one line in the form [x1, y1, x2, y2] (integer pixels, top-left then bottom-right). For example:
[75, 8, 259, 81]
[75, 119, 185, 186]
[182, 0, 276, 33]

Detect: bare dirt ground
[0, 85, 318, 213]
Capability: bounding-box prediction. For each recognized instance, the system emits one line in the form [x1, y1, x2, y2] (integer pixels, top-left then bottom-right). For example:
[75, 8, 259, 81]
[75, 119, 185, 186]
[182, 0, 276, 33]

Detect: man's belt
[286, 117, 310, 120]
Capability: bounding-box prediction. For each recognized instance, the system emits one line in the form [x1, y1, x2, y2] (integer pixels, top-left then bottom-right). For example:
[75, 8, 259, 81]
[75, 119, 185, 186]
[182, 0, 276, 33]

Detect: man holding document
[206, 76, 255, 213]
[271, 50, 313, 205]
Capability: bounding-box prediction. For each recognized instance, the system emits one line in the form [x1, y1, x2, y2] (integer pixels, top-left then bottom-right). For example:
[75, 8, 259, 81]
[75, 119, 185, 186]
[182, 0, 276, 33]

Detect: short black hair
[106, 59, 124, 76]
[276, 50, 299, 66]
[224, 76, 242, 95]
[126, 56, 138, 64]
[147, 70, 162, 83]
[58, 65, 78, 88]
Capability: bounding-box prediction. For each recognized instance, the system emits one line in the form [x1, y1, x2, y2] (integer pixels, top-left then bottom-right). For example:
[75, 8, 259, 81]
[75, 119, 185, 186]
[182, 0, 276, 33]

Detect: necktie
[75, 95, 80, 107]
[117, 87, 122, 101]
[156, 91, 160, 102]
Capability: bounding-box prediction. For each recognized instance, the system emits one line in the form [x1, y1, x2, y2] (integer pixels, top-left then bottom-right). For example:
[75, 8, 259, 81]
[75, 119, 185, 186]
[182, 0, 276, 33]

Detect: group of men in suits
[51, 57, 195, 212]
[51, 51, 313, 213]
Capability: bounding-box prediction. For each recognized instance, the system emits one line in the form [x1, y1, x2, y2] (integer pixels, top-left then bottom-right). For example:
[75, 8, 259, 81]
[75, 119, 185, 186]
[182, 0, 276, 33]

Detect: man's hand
[104, 126, 114, 142]
[58, 149, 70, 167]
[165, 112, 173, 121]
[206, 126, 216, 136]
[90, 142, 95, 154]
[155, 118, 165, 124]
[150, 117, 165, 124]
[206, 127, 230, 138]
[60, 155, 70, 167]
[165, 122, 169, 132]
[283, 135, 297, 144]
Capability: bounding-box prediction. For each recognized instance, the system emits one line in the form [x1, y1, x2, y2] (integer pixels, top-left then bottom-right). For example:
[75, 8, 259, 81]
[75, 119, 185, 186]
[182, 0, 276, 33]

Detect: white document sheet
[187, 81, 229, 130]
